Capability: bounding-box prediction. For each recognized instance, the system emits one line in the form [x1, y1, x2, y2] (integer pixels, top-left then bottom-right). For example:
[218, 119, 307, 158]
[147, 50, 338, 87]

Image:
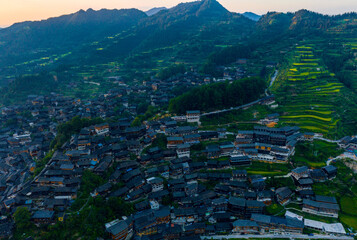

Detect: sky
[0, 0, 356, 27]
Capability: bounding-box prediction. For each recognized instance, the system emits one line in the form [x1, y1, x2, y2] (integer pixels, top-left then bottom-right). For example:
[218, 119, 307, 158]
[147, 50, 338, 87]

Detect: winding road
[265, 70, 279, 96]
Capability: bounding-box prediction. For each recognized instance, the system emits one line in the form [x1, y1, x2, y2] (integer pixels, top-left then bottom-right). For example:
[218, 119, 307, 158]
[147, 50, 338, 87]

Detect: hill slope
[69, 0, 255, 65]
[255, 10, 357, 39]
[0, 0, 255, 74]
[0, 8, 148, 67]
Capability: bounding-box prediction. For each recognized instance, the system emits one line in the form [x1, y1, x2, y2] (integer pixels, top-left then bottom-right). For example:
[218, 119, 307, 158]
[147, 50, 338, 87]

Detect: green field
[292, 140, 343, 168]
[273, 41, 357, 138]
[340, 196, 357, 230]
[340, 214, 357, 230]
[341, 196, 357, 215]
[266, 203, 285, 215]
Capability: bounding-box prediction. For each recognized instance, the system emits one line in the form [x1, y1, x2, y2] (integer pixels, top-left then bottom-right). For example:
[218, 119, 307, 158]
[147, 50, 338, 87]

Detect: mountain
[243, 12, 261, 21]
[145, 7, 167, 16]
[0, 0, 255, 71]
[256, 10, 357, 38]
[1, 0, 356, 88]
[71, 0, 254, 65]
[0, 8, 147, 67]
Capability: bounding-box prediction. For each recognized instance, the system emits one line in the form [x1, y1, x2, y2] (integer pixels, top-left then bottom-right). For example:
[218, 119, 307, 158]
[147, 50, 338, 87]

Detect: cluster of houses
[0, 89, 141, 237]
[103, 162, 305, 240]
[0, 74, 353, 239]
[0, 101, 350, 239]
[102, 159, 346, 240]
[339, 136, 357, 162]
[290, 165, 340, 218]
[235, 126, 301, 163]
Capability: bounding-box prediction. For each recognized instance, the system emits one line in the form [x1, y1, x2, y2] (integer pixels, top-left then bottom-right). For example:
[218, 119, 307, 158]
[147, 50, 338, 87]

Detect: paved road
[313, 136, 341, 143]
[326, 152, 357, 165]
[201, 99, 261, 117]
[201, 233, 353, 239]
[7, 155, 54, 199]
[275, 173, 292, 178]
[265, 70, 279, 96]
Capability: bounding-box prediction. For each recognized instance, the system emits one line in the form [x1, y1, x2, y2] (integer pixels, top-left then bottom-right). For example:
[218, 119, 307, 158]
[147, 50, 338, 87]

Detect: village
[0, 82, 356, 240]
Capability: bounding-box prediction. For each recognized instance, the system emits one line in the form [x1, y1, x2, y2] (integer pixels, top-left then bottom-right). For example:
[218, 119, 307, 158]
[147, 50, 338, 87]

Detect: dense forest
[168, 77, 266, 114]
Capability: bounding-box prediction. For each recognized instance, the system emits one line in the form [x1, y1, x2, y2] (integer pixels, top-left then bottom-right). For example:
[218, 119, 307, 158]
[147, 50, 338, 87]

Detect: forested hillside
[0, 8, 147, 67]
[169, 77, 266, 114]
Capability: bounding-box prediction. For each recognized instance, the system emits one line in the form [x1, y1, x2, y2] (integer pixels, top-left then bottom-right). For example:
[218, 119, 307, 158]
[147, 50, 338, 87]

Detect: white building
[304, 219, 346, 235]
[186, 110, 200, 123]
[147, 177, 164, 192]
[176, 143, 190, 158]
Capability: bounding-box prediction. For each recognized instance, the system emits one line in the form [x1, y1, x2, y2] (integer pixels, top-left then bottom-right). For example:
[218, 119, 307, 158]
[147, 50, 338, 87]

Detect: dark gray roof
[315, 195, 337, 204]
[251, 214, 271, 224]
[106, 220, 128, 235]
[276, 187, 292, 198]
[228, 196, 246, 207]
[154, 207, 170, 218]
[233, 220, 258, 227]
[246, 200, 265, 208]
[292, 166, 308, 174]
[322, 165, 337, 174]
[303, 199, 340, 211]
[32, 210, 54, 219]
[298, 178, 314, 185]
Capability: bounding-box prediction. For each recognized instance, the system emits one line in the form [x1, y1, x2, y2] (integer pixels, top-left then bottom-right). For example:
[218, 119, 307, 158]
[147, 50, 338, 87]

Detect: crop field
[339, 194, 357, 230]
[341, 196, 357, 214]
[273, 44, 347, 136]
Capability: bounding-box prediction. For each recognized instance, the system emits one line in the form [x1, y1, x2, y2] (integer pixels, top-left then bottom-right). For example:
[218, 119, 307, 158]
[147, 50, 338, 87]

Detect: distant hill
[243, 12, 261, 21]
[0, 0, 256, 70]
[256, 10, 357, 37]
[0, 0, 356, 84]
[0, 8, 147, 67]
[145, 7, 167, 16]
[74, 0, 254, 65]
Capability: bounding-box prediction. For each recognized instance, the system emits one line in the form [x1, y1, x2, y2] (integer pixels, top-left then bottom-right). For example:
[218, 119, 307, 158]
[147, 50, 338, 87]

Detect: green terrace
[273, 43, 348, 137]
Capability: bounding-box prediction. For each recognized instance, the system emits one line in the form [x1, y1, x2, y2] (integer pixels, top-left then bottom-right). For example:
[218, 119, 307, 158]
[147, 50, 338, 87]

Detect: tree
[51, 116, 104, 149]
[169, 77, 266, 114]
[152, 134, 168, 150]
[13, 207, 34, 235]
[131, 117, 142, 127]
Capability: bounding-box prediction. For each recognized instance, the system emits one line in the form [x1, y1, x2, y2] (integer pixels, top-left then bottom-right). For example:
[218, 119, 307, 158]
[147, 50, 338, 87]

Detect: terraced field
[273, 44, 346, 136]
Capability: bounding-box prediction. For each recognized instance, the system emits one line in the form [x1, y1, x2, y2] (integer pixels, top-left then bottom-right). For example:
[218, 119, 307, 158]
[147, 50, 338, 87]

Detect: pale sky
[0, 0, 356, 27]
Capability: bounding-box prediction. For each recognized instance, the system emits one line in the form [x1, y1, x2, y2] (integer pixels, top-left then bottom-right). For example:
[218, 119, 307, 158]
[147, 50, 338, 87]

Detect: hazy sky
[0, 0, 356, 27]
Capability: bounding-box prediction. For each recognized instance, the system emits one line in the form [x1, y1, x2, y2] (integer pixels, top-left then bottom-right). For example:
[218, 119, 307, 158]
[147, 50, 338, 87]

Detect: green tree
[169, 77, 266, 114]
[13, 207, 34, 237]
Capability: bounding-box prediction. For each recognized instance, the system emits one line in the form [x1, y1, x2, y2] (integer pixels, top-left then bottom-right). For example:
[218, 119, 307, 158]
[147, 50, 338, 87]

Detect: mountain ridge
[145, 7, 167, 16]
[0, 0, 255, 70]
[0, 0, 356, 78]
[0, 8, 148, 67]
